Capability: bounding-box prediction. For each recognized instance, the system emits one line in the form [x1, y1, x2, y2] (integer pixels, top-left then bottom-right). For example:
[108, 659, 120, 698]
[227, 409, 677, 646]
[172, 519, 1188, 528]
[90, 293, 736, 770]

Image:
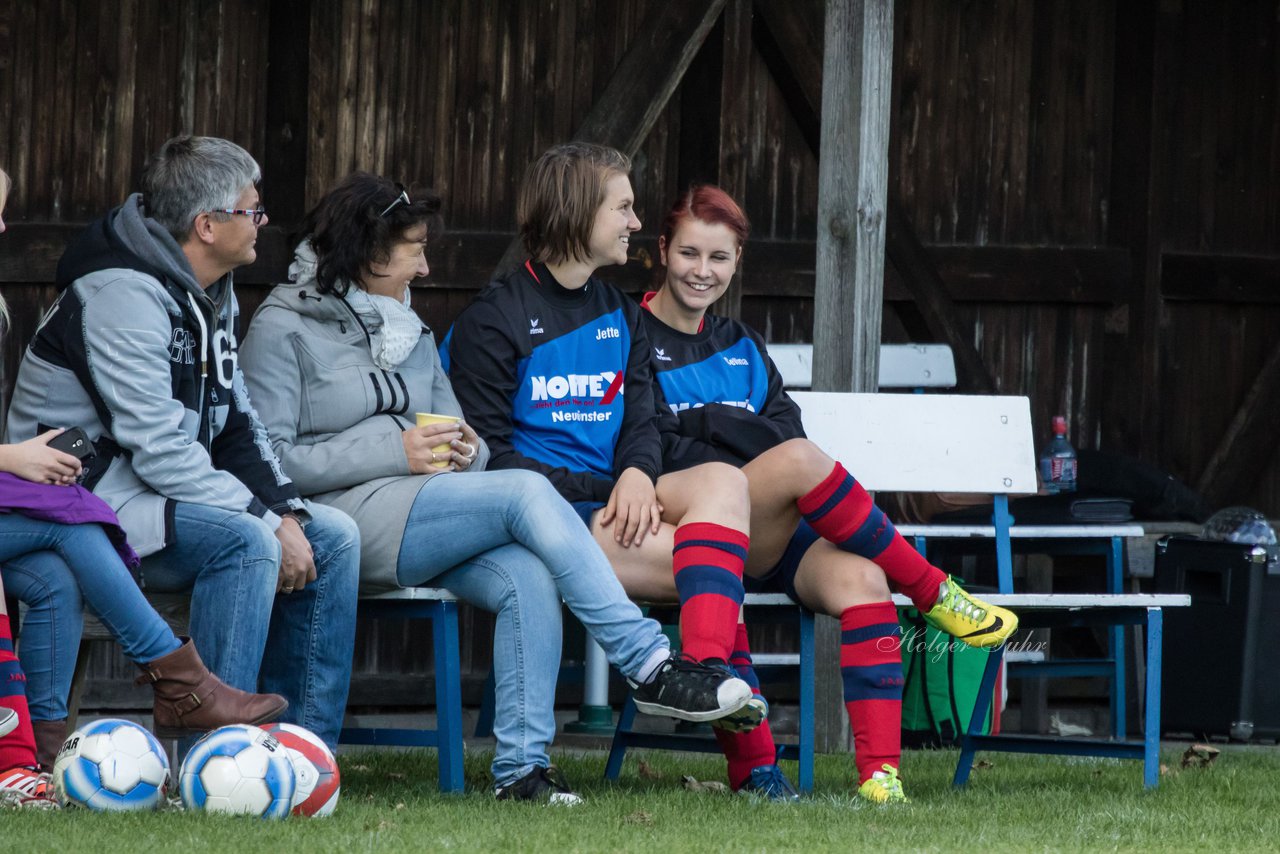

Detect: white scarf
[290, 240, 424, 370]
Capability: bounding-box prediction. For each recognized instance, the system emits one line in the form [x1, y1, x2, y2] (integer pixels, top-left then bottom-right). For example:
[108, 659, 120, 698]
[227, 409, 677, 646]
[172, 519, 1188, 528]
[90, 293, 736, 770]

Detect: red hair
[659, 184, 750, 250]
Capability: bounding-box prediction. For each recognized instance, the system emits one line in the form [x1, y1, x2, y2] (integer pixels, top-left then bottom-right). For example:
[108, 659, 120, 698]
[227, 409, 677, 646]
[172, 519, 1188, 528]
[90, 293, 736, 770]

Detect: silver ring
[282, 586, 294, 593]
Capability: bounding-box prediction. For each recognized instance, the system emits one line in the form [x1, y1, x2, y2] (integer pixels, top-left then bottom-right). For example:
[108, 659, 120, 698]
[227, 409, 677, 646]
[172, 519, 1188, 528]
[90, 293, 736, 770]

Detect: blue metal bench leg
[604, 695, 639, 780]
[1108, 535, 1126, 739]
[953, 643, 1006, 786]
[798, 608, 815, 793]
[1143, 608, 1163, 788]
[433, 600, 465, 793]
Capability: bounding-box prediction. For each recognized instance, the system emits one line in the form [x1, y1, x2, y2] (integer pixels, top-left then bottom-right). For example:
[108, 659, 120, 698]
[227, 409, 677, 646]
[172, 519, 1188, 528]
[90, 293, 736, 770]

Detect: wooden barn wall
[1149, 1, 1280, 516]
[1, 0, 1278, 709]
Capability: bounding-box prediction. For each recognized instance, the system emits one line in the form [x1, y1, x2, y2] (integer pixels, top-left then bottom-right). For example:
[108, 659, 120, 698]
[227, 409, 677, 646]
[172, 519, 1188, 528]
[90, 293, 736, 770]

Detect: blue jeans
[0, 515, 180, 722]
[398, 469, 668, 787]
[136, 501, 360, 750]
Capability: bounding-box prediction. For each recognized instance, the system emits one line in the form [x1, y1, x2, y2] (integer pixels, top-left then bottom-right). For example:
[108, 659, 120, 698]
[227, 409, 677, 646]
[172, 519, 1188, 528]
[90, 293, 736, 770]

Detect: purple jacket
[0, 472, 140, 568]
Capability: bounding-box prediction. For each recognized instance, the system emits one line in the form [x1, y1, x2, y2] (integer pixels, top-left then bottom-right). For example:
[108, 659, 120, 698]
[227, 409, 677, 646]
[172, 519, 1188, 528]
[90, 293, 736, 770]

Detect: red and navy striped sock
[840, 602, 904, 783]
[673, 522, 748, 663]
[0, 615, 37, 771]
[714, 622, 777, 790]
[798, 462, 946, 612]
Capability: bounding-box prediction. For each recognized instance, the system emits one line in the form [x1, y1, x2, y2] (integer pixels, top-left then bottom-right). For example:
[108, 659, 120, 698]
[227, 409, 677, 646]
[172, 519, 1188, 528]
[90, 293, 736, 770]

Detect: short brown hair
[517, 142, 631, 265]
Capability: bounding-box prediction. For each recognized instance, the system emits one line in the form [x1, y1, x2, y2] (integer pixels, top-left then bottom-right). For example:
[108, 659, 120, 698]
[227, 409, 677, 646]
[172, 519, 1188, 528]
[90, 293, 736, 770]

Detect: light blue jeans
[1, 515, 181, 722]
[136, 501, 360, 750]
[398, 469, 668, 787]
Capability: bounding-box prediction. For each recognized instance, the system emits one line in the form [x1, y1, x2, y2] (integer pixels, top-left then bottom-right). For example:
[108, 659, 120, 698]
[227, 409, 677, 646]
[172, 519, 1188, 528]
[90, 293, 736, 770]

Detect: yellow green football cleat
[857, 764, 909, 804]
[923, 576, 1018, 648]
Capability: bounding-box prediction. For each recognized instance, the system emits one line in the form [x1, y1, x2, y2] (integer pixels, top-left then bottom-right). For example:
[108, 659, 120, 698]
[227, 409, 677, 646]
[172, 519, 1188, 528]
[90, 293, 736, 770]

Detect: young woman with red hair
[638, 184, 1020, 803]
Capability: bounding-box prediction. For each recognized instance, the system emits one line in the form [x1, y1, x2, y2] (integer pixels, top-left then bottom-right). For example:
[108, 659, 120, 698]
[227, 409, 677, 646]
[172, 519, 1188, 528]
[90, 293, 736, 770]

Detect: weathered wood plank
[263, 0, 311, 223]
[716, 0, 752, 321]
[1195, 339, 1280, 504]
[491, 0, 728, 276]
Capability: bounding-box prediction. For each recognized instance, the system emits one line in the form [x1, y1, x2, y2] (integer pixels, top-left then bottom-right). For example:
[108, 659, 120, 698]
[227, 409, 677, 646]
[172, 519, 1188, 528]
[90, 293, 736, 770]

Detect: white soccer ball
[53, 718, 170, 811]
[179, 724, 296, 819]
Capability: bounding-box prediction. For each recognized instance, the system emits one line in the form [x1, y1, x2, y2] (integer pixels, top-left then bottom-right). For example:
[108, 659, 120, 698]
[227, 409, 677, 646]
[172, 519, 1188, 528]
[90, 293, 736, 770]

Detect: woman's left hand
[600, 467, 663, 547]
[0, 430, 83, 485]
[447, 422, 482, 472]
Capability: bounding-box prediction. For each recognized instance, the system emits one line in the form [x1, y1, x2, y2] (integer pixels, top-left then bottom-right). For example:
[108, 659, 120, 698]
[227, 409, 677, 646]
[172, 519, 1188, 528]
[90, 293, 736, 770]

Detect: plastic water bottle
[1039, 415, 1078, 494]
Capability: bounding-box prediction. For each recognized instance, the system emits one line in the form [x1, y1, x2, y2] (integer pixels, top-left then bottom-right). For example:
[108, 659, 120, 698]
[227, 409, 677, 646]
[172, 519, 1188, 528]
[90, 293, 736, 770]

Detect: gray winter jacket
[6, 194, 305, 556]
[239, 276, 489, 591]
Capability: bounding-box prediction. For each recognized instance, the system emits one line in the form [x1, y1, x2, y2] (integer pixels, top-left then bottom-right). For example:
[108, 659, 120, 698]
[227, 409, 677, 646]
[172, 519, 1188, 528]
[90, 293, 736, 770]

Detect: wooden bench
[68, 587, 466, 793]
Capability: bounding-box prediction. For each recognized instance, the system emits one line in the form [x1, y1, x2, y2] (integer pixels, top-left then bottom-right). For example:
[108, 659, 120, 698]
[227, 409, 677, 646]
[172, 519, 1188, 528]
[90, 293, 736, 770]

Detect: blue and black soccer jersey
[638, 293, 805, 472]
[444, 261, 662, 504]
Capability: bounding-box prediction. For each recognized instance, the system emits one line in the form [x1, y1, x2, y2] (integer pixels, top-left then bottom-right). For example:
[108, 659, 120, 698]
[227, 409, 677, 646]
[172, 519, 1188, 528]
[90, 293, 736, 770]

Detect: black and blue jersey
[639, 293, 805, 472]
[444, 261, 662, 504]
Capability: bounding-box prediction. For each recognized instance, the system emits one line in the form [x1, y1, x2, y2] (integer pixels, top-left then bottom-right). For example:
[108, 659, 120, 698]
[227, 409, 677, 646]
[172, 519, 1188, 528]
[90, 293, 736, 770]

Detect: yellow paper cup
[415, 412, 461, 469]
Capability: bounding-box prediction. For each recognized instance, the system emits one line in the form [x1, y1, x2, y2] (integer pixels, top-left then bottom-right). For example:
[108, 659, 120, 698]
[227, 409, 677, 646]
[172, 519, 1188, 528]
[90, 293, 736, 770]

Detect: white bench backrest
[789, 391, 1039, 495]
[771, 343, 958, 390]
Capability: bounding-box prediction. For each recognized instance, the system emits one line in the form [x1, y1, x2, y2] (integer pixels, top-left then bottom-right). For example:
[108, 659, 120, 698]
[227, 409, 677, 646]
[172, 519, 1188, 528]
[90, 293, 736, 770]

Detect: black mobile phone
[48, 427, 95, 461]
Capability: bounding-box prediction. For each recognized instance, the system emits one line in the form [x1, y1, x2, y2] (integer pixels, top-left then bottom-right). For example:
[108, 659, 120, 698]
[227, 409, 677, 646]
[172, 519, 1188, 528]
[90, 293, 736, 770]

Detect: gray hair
[141, 135, 261, 241]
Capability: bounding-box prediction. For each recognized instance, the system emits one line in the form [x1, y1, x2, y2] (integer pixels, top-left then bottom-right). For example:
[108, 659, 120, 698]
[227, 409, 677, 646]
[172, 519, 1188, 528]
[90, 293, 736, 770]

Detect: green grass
[3, 744, 1278, 852]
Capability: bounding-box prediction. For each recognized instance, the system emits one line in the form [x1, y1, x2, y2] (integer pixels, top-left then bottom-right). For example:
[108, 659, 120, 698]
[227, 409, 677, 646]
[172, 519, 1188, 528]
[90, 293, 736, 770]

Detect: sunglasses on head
[380, 183, 411, 217]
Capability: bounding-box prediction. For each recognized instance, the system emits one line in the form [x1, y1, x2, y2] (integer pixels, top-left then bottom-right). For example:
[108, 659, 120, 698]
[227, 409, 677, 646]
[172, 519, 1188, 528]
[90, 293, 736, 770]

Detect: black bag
[1157, 536, 1280, 740]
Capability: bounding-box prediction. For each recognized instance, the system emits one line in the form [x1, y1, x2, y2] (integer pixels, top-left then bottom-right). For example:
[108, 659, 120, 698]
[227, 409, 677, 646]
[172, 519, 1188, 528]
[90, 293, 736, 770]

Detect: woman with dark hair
[636, 184, 1020, 802]
[239, 172, 751, 804]
[0, 168, 285, 809]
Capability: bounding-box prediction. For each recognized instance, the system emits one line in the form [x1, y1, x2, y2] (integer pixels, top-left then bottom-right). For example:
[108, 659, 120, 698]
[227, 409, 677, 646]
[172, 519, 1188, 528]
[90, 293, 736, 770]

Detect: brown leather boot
[32, 719, 67, 771]
[136, 638, 288, 737]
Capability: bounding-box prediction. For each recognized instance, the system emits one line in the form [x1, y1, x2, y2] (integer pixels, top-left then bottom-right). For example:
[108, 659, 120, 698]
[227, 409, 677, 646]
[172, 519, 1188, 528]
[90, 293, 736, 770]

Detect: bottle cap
[1052, 415, 1067, 434]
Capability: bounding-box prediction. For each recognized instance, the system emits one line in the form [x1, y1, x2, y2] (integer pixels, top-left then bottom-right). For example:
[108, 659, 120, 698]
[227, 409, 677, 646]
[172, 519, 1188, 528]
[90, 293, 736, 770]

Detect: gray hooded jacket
[7, 194, 305, 556]
[238, 258, 488, 591]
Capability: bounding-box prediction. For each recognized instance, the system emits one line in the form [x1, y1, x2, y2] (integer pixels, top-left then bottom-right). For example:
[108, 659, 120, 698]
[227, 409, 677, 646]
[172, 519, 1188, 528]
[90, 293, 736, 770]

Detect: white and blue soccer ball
[52, 718, 170, 811]
[179, 724, 296, 818]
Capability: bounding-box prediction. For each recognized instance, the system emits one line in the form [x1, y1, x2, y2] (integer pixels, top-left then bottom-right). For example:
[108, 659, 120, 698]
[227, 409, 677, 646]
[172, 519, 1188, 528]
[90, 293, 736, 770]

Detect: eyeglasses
[210, 206, 267, 225]
[380, 184, 411, 217]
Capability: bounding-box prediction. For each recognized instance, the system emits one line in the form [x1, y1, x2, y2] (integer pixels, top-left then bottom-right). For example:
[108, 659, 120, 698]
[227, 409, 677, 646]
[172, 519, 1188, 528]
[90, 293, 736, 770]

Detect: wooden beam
[811, 0, 894, 753]
[490, 0, 728, 278]
[0, 224, 1131, 303]
[812, 0, 892, 393]
[752, 0, 998, 393]
[751, 0, 821, 152]
[885, 204, 997, 393]
[1161, 252, 1280, 303]
[1195, 339, 1280, 504]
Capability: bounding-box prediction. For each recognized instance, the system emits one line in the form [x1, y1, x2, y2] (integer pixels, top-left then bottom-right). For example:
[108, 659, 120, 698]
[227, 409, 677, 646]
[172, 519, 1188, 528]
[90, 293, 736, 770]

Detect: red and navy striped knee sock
[798, 462, 946, 612]
[841, 602, 904, 783]
[0, 616, 37, 771]
[673, 522, 748, 663]
[714, 622, 776, 789]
